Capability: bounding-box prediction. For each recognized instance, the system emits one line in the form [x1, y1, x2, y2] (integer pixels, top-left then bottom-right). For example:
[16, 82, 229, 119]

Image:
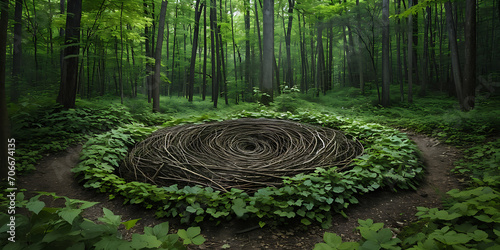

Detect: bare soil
[18, 132, 463, 249]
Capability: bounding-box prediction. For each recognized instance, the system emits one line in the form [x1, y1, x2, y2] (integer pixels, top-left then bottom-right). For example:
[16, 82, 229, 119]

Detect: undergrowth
[4, 88, 499, 249]
[0, 193, 205, 249]
[72, 110, 423, 228]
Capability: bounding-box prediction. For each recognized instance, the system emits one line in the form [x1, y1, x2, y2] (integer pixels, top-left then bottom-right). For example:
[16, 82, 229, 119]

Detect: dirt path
[19, 133, 463, 249]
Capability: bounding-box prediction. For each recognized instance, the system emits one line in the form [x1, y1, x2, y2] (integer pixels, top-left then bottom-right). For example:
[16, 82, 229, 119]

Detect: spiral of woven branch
[120, 118, 364, 193]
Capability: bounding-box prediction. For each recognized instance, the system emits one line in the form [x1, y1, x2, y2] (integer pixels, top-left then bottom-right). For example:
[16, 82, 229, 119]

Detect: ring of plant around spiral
[120, 118, 364, 193]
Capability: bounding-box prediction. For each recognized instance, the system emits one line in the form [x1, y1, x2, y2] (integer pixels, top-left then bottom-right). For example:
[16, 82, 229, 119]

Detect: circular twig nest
[120, 118, 364, 192]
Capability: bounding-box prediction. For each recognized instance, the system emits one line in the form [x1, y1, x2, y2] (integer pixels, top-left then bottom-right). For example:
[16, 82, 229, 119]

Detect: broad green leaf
[232, 198, 247, 217]
[121, 218, 141, 230]
[26, 199, 45, 214]
[130, 234, 162, 249]
[58, 208, 82, 225]
[151, 221, 170, 237]
[98, 208, 121, 227]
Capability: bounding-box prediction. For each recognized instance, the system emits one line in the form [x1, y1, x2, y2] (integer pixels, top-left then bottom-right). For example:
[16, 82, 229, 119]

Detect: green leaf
[130, 234, 162, 249]
[152, 222, 170, 237]
[121, 218, 141, 230]
[323, 232, 342, 247]
[301, 218, 312, 225]
[94, 235, 131, 250]
[232, 198, 247, 217]
[98, 208, 121, 227]
[58, 208, 82, 225]
[332, 186, 345, 193]
[26, 199, 45, 214]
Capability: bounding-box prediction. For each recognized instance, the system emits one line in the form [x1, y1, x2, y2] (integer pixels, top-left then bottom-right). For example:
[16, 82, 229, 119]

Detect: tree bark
[261, 0, 274, 105]
[11, 0, 22, 103]
[419, 6, 430, 97]
[317, 23, 325, 95]
[0, 0, 10, 180]
[153, 0, 168, 112]
[407, 0, 414, 103]
[463, 0, 476, 111]
[144, 0, 152, 102]
[244, 2, 251, 96]
[230, 0, 238, 103]
[445, 1, 464, 108]
[254, 0, 263, 65]
[188, 0, 204, 102]
[382, 0, 390, 107]
[202, 3, 207, 101]
[356, 0, 364, 94]
[285, 0, 294, 88]
[57, 0, 82, 109]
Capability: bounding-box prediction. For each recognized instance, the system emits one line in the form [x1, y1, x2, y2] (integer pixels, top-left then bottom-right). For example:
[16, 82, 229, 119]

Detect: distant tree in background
[261, 0, 274, 105]
[0, 0, 9, 180]
[0, 0, 495, 112]
[153, 0, 168, 112]
[56, 0, 82, 109]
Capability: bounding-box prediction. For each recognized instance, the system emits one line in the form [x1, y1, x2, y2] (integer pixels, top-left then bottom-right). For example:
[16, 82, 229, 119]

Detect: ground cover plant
[3, 89, 499, 249]
[73, 109, 424, 228]
[0, 192, 205, 249]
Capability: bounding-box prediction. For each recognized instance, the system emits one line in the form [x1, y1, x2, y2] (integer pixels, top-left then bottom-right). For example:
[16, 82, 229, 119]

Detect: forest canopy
[0, 0, 498, 111]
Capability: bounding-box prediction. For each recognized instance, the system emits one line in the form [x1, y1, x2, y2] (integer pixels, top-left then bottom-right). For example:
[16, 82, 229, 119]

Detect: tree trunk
[202, 3, 207, 101]
[463, 0, 476, 111]
[212, 0, 220, 108]
[382, 0, 390, 107]
[11, 0, 22, 103]
[254, 0, 262, 65]
[444, 1, 464, 108]
[144, 0, 152, 102]
[285, 0, 294, 88]
[188, 0, 204, 102]
[396, 0, 403, 101]
[57, 0, 82, 109]
[230, 0, 237, 103]
[244, 2, 251, 96]
[407, 0, 414, 103]
[420, 6, 430, 97]
[119, 2, 124, 104]
[317, 23, 325, 95]
[153, 0, 168, 112]
[356, 0, 364, 93]
[261, 0, 274, 105]
[0, 0, 10, 180]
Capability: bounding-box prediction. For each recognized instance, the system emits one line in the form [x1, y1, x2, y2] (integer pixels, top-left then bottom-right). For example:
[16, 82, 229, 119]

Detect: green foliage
[74, 110, 423, 228]
[453, 139, 500, 187]
[9, 103, 135, 173]
[314, 219, 400, 250]
[401, 187, 500, 249]
[315, 186, 500, 249]
[0, 193, 204, 249]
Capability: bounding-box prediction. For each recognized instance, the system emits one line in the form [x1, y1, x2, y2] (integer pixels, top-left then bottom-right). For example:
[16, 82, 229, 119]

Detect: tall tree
[56, 0, 82, 109]
[445, 0, 464, 108]
[463, 0, 476, 110]
[261, 0, 274, 105]
[0, 0, 9, 180]
[153, 0, 168, 112]
[11, 0, 22, 103]
[285, 0, 295, 87]
[244, 1, 251, 95]
[382, 0, 390, 106]
[356, 0, 364, 94]
[187, 0, 204, 102]
[407, 0, 414, 103]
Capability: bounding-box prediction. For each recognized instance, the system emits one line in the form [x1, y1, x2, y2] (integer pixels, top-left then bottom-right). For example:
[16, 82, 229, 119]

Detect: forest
[0, 0, 499, 249]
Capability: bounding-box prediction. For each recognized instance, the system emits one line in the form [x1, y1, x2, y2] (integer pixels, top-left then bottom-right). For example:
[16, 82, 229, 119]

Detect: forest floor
[19, 132, 463, 249]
